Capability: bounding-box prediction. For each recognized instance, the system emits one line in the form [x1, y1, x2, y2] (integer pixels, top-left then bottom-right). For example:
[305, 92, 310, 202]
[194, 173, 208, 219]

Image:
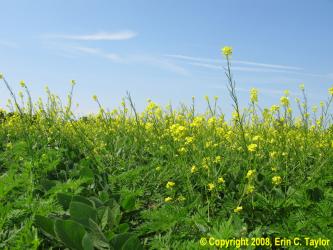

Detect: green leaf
[110, 203, 122, 227]
[110, 233, 143, 250]
[89, 196, 104, 208]
[100, 206, 110, 230]
[118, 223, 130, 233]
[57, 193, 73, 210]
[35, 215, 56, 238]
[72, 195, 95, 207]
[70, 201, 98, 227]
[120, 194, 136, 212]
[82, 233, 94, 250]
[88, 218, 109, 244]
[122, 235, 143, 250]
[79, 166, 94, 183]
[55, 219, 87, 250]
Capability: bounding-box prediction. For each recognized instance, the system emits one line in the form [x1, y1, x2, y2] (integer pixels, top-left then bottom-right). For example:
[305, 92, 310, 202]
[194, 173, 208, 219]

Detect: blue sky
[1, 0, 333, 115]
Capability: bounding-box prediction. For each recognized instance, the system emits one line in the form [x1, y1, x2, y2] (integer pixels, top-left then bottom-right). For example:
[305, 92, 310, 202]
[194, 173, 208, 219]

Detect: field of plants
[0, 49, 333, 249]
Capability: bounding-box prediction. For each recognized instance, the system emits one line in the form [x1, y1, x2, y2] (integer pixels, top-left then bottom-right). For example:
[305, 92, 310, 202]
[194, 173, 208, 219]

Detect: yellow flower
[92, 95, 98, 101]
[71, 80, 76, 86]
[166, 181, 175, 189]
[164, 197, 173, 202]
[246, 169, 256, 179]
[246, 185, 255, 194]
[234, 206, 243, 213]
[20, 80, 26, 88]
[329, 86, 333, 96]
[247, 143, 257, 152]
[214, 156, 222, 163]
[218, 177, 225, 184]
[208, 183, 215, 191]
[280, 96, 289, 106]
[191, 165, 197, 173]
[250, 88, 258, 103]
[185, 136, 194, 145]
[272, 176, 282, 185]
[299, 83, 305, 90]
[222, 46, 233, 56]
[270, 105, 280, 112]
[155, 166, 161, 171]
[0, 73, 3, 79]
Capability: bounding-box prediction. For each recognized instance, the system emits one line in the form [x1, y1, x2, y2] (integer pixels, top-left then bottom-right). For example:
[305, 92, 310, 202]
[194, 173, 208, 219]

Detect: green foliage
[35, 193, 142, 249]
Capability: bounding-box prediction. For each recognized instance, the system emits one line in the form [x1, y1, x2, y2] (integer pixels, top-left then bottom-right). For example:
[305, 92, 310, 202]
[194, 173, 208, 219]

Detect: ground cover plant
[0, 48, 333, 249]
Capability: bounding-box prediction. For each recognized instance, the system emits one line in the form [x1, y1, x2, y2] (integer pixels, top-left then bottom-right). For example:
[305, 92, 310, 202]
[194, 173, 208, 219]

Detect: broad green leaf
[111, 233, 135, 249]
[122, 235, 143, 250]
[55, 219, 87, 250]
[70, 201, 98, 227]
[82, 233, 94, 250]
[72, 195, 95, 207]
[35, 215, 56, 238]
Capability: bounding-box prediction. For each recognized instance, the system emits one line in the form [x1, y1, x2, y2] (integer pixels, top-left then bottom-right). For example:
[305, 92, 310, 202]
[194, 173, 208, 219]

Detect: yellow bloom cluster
[280, 96, 289, 106]
[246, 169, 256, 179]
[247, 143, 258, 152]
[234, 206, 243, 213]
[272, 176, 282, 185]
[164, 197, 172, 202]
[218, 177, 225, 184]
[250, 88, 258, 103]
[222, 46, 233, 56]
[20, 80, 26, 88]
[208, 183, 215, 191]
[166, 181, 175, 189]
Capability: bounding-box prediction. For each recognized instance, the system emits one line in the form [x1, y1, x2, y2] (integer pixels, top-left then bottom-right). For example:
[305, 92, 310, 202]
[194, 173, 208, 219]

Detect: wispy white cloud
[234, 60, 302, 71]
[64, 45, 121, 62]
[123, 54, 190, 76]
[44, 31, 137, 41]
[188, 62, 302, 74]
[164, 54, 333, 80]
[50, 44, 189, 76]
[164, 54, 303, 71]
[188, 62, 222, 70]
[71, 46, 101, 54]
[164, 54, 219, 64]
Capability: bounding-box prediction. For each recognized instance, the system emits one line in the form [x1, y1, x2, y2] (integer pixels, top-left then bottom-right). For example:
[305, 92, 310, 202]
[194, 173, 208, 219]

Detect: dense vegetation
[0, 49, 333, 249]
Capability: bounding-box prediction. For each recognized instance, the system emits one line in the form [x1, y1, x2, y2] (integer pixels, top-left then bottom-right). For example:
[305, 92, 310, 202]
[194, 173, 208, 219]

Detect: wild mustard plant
[0, 47, 332, 249]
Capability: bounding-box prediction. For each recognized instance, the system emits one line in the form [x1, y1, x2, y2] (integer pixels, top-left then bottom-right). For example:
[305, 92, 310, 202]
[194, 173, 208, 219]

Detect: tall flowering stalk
[0, 73, 23, 115]
[221, 47, 247, 153]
